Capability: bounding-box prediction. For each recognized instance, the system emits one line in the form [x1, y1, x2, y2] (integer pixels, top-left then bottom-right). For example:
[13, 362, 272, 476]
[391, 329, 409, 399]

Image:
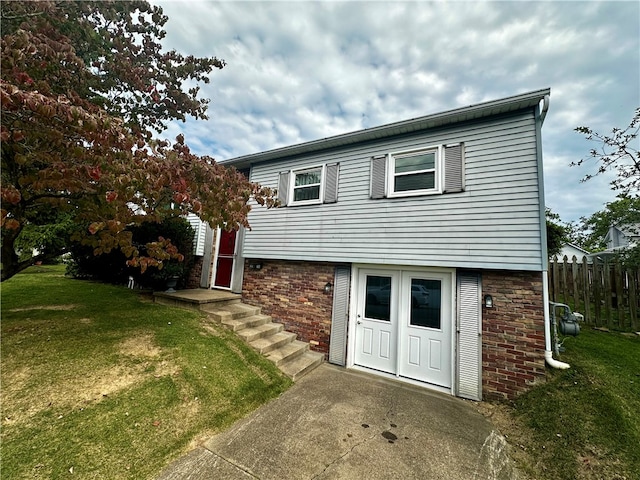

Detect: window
[370, 144, 462, 200]
[388, 146, 442, 197]
[278, 163, 340, 207]
[292, 167, 323, 204]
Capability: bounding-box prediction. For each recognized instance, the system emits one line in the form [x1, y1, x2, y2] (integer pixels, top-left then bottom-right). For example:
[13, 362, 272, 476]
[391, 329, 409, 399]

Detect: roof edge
[222, 88, 551, 168]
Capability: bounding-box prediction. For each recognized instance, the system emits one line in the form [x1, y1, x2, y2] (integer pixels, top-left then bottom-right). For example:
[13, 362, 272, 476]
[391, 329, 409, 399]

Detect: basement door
[213, 229, 237, 289]
[354, 268, 452, 389]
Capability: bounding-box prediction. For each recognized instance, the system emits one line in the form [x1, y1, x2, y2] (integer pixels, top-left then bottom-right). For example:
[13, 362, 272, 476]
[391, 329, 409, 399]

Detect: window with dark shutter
[370, 143, 465, 200]
[278, 163, 339, 207]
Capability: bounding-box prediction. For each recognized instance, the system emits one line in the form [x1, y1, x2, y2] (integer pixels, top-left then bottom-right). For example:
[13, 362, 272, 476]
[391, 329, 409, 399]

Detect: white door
[352, 267, 453, 390]
[398, 271, 452, 388]
[353, 270, 399, 374]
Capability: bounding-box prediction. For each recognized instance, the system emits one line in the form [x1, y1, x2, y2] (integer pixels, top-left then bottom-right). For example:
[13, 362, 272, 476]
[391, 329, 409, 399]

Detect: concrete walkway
[156, 365, 520, 480]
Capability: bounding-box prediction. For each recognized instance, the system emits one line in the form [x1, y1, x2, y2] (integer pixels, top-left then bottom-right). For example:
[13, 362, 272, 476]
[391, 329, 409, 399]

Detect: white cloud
[155, 0, 639, 223]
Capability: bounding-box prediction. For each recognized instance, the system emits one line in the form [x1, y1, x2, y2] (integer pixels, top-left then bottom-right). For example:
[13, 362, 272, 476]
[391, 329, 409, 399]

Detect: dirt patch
[9, 304, 77, 312]
[201, 324, 223, 337]
[475, 402, 536, 479]
[119, 334, 161, 358]
[2, 333, 179, 425]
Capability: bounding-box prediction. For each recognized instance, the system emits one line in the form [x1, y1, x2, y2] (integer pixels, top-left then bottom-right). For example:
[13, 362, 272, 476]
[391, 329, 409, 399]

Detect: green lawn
[1, 265, 292, 479]
[495, 328, 640, 480]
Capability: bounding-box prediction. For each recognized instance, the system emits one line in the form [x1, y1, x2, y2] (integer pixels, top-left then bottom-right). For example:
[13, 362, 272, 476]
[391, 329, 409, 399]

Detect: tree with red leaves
[1, 1, 275, 281]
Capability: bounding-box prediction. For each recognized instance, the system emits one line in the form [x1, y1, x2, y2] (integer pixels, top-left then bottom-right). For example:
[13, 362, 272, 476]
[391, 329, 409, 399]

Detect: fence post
[603, 258, 613, 328]
[629, 268, 638, 331]
[614, 260, 625, 329]
[582, 256, 591, 324]
[562, 255, 569, 304]
[593, 260, 602, 326]
[572, 256, 580, 312]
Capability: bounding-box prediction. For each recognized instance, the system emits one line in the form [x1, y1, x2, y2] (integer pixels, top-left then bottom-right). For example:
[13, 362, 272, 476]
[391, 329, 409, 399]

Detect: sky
[154, 0, 639, 224]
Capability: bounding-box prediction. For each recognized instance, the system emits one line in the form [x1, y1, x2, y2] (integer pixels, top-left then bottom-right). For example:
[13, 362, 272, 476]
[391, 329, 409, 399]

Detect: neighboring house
[200, 89, 552, 401]
[554, 243, 590, 263]
[605, 224, 639, 251]
[586, 224, 639, 263]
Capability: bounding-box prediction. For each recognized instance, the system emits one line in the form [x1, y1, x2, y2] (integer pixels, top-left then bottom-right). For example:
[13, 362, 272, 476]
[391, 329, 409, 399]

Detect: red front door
[214, 229, 237, 288]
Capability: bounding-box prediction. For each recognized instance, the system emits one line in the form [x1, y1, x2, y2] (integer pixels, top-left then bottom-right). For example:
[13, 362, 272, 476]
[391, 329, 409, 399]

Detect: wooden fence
[549, 256, 639, 331]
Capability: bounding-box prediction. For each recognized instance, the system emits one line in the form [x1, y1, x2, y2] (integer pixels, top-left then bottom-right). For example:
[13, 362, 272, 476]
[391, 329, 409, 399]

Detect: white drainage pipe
[543, 271, 570, 369]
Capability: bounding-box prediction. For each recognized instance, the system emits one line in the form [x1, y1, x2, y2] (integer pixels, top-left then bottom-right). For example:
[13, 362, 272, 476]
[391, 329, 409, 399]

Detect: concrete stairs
[154, 290, 323, 381]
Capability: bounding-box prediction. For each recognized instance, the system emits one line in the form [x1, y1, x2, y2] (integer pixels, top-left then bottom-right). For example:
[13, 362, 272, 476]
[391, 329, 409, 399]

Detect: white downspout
[542, 271, 570, 369]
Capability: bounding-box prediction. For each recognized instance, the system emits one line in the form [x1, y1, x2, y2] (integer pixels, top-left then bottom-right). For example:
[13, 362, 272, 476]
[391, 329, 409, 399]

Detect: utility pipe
[542, 270, 571, 369]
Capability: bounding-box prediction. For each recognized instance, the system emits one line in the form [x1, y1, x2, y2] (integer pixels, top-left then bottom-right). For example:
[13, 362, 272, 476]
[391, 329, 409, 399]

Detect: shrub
[67, 217, 196, 290]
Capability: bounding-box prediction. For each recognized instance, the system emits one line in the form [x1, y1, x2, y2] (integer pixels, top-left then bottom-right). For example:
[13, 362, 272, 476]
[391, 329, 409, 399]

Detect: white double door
[353, 268, 452, 388]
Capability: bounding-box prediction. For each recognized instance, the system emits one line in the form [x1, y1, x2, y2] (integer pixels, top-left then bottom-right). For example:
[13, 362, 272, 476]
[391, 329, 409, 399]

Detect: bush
[67, 217, 196, 290]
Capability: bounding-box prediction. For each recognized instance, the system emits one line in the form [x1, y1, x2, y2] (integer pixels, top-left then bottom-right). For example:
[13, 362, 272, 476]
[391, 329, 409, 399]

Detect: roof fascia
[222, 88, 551, 169]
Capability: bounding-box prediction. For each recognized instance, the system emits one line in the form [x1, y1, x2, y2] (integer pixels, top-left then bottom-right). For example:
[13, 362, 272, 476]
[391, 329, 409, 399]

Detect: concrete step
[250, 331, 297, 354]
[238, 323, 283, 343]
[221, 314, 272, 332]
[279, 351, 324, 381]
[202, 303, 261, 322]
[266, 340, 309, 366]
[154, 289, 241, 311]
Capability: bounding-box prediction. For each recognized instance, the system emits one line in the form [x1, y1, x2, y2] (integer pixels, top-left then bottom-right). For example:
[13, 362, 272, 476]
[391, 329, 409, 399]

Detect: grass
[1, 265, 292, 479]
[489, 328, 640, 480]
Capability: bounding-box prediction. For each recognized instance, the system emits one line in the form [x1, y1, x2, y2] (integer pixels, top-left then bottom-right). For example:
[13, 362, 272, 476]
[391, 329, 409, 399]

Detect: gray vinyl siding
[242, 110, 544, 271]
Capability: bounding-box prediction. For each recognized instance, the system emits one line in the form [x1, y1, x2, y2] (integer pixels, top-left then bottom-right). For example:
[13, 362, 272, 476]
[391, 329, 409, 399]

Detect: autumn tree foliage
[1, 1, 275, 281]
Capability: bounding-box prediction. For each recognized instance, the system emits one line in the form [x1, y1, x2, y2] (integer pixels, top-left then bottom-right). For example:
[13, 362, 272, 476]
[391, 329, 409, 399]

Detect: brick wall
[186, 257, 203, 289]
[481, 270, 546, 401]
[241, 259, 336, 356]
[241, 260, 545, 400]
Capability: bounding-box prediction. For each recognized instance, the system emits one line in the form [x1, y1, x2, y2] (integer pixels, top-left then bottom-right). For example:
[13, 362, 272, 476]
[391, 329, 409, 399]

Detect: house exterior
[555, 243, 590, 263]
[585, 224, 639, 263]
[203, 89, 551, 401]
[604, 224, 639, 251]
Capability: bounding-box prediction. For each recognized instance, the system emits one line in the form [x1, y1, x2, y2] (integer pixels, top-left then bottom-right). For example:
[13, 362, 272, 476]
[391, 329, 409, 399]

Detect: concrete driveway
[157, 364, 520, 480]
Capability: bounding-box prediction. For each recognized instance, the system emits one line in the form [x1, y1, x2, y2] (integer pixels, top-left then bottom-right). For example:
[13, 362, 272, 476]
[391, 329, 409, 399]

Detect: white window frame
[289, 164, 325, 206]
[387, 145, 443, 198]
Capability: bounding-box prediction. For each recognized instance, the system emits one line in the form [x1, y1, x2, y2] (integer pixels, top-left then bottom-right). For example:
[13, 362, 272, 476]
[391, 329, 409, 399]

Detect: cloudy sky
[154, 0, 639, 224]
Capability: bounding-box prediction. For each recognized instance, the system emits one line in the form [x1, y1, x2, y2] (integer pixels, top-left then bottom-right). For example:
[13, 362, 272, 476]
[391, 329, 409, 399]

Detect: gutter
[222, 88, 551, 169]
[542, 271, 570, 369]
[539, 94, 550, 125]
[536, 94, 565, 368]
